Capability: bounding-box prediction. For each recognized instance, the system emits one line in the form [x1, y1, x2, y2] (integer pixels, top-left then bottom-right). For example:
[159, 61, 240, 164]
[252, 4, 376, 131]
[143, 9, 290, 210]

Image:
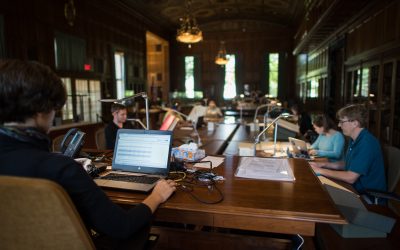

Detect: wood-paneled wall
[0, 0, 170, 119]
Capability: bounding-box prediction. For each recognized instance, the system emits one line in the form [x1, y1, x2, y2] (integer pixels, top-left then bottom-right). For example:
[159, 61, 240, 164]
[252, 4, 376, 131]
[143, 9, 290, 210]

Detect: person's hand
[308, 149, 318, 156]
[309, 161, 324, 168]
[150, 179, 177, 204]
[309, 161, 324, 176]
[74, 158, 92, 171]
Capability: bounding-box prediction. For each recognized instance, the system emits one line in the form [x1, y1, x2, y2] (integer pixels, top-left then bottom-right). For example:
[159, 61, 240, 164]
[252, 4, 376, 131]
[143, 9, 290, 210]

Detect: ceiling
[122, 0, 306, 33]
[118, 0, 380, 53]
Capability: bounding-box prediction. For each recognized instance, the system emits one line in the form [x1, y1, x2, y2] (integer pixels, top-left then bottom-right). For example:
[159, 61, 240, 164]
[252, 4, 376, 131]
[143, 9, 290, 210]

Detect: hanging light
[176, 0, 203, 46]
[215, 41, 229, 65]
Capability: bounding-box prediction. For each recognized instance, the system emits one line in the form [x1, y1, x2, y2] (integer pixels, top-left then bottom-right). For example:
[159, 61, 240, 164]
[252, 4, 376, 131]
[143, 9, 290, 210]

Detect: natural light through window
[308, 77, 319, 98]
[268, 53, 279, 97]
[184, 56, 195, 98]
[361, 68, 369, 97]
[60, 77, 73, 120]
[114, 51, 125, 99]
[223, 54, 236, 99]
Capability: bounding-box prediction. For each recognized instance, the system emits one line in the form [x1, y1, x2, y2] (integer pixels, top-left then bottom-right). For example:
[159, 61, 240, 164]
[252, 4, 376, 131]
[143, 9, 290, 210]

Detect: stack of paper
[235, 157, 295, 181]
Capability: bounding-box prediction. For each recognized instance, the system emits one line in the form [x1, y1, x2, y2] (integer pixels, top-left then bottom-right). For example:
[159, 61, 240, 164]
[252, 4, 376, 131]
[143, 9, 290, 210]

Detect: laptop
[94, 129, 173, 192]
[288, 137, 310, 159]
[159, 114, 179, 131]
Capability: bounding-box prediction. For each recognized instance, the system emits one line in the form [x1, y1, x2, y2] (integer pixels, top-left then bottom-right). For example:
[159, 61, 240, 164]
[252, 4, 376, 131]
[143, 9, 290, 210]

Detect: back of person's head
[111, 103, 127, 114]
[290, 101, 304, 115]
[0, 60, 66, 123]
[313, 114, 337, 133]
[337, 104, 368, 128]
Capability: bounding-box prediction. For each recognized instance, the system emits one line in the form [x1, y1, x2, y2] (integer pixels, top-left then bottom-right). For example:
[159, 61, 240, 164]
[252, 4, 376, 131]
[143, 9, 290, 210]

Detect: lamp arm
[118, 92, 147, 102]
[253, 104, 270, 122]
[255, 115, 282, 143]
[143, 94, 150, 130]
[161, 107, 190, 121]
[127, 118, 147, 130]
[162, 107, 202, 146]
[253, 114, 292, 156]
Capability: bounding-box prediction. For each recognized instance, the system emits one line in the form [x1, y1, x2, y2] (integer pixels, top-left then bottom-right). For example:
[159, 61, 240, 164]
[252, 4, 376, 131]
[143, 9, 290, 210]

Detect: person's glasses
[338, 119, 353, 125]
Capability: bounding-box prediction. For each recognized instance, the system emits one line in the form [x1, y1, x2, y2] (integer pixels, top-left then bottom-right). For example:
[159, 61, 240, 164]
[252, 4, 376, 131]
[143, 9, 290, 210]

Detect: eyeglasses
[338, 119, 353, 125]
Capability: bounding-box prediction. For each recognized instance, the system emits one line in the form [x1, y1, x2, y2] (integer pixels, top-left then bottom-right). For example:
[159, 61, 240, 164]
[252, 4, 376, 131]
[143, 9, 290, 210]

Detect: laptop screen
[112, 129, 173, 175]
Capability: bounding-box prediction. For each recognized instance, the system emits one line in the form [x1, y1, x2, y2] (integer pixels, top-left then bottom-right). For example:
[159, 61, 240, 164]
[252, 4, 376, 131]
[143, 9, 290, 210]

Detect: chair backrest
[0, 176, 95, 250]
[384, 145, 400, 192]
[52, 134, 65, 153]
[95, 127, 106, 150]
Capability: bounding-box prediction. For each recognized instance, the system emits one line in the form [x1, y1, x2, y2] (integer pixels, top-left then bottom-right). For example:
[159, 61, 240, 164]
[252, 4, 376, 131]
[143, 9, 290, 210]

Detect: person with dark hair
[104, 103, 134, 149]
[0, 60, 177, 249]
[290, 103, 316, 143]
[309, 104, 386, 204]
[309, 114, 345, 161]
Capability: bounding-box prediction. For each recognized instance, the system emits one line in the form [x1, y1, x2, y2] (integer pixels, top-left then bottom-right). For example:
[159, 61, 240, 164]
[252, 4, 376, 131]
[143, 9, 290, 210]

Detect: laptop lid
[112, 129, 173, 176]
[288, 137, 308, 156]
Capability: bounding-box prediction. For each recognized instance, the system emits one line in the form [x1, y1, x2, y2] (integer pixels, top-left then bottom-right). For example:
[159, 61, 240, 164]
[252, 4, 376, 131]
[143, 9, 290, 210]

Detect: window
[223, 54, 236, 99]
[361, 68, 369, 97]
[89, 80, 102, 122]
[268, 53, 279, 97]
[59, 78, 101, 123]
[354, 69, 361, 97]
[308, 77, 319, 98]
[114, 52, 125, 99]
[60, 78, 73, 120]
[184, 56, 195, 98]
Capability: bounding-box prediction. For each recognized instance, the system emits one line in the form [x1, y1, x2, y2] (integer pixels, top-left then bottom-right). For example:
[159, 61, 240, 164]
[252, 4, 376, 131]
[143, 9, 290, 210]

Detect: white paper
[235, 157, 295, 181]
[194, 156, 225, 169]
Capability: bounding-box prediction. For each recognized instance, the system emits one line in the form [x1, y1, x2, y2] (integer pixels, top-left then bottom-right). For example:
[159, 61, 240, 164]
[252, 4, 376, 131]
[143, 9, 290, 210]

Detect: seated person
[104, 103, 134, 149]
[205, 100, 223, 122]
[290, 102, 317, 143]
[309, 114, 345, 162]
[0, 60, 177, 249]
[309, 104, 387, 204]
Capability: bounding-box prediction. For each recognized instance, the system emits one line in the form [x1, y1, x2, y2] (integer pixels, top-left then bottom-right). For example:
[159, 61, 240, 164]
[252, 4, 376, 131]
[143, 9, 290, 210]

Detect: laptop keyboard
[99, 173, 160, 184]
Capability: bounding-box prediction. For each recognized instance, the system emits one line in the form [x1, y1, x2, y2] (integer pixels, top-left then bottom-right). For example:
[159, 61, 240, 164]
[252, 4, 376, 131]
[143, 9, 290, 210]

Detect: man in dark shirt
[105, 103, 134, 149]
[0, 60, 177, 249]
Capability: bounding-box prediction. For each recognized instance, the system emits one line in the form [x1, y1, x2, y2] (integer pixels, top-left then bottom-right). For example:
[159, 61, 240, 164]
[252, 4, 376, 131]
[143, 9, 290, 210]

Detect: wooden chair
[0, 175, 95, 250]
[95, 127, 106, 150]
[366, 145, 400, 206]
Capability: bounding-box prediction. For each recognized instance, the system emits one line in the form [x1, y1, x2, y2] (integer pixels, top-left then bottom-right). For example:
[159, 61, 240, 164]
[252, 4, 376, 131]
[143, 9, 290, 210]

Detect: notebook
[288, 137, 310, 159]
[94, 129, 173, 192]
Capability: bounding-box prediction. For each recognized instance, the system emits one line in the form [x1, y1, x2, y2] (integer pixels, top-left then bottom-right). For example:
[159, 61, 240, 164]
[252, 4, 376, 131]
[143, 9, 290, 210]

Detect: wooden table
[104, 156, 346, 236]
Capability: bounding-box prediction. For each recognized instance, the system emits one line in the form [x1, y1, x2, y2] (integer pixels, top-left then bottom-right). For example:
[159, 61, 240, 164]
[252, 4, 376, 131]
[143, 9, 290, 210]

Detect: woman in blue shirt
[309, 114, 345, 161]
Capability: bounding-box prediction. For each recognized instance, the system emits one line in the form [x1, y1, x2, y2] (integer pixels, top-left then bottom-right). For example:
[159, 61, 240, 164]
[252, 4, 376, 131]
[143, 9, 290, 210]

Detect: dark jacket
[0, 127, 152, 239]
[105, 121, 134, 150]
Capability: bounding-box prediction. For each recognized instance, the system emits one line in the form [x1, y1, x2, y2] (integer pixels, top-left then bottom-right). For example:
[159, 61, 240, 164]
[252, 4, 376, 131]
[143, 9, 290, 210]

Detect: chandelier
[215, 41, 229, 65]
[176, 0, 203, 46]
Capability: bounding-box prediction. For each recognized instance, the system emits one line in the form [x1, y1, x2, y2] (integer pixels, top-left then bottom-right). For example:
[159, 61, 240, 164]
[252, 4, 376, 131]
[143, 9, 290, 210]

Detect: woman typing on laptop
[0, 60, 177, 249]
[308, 114, 345, 162]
